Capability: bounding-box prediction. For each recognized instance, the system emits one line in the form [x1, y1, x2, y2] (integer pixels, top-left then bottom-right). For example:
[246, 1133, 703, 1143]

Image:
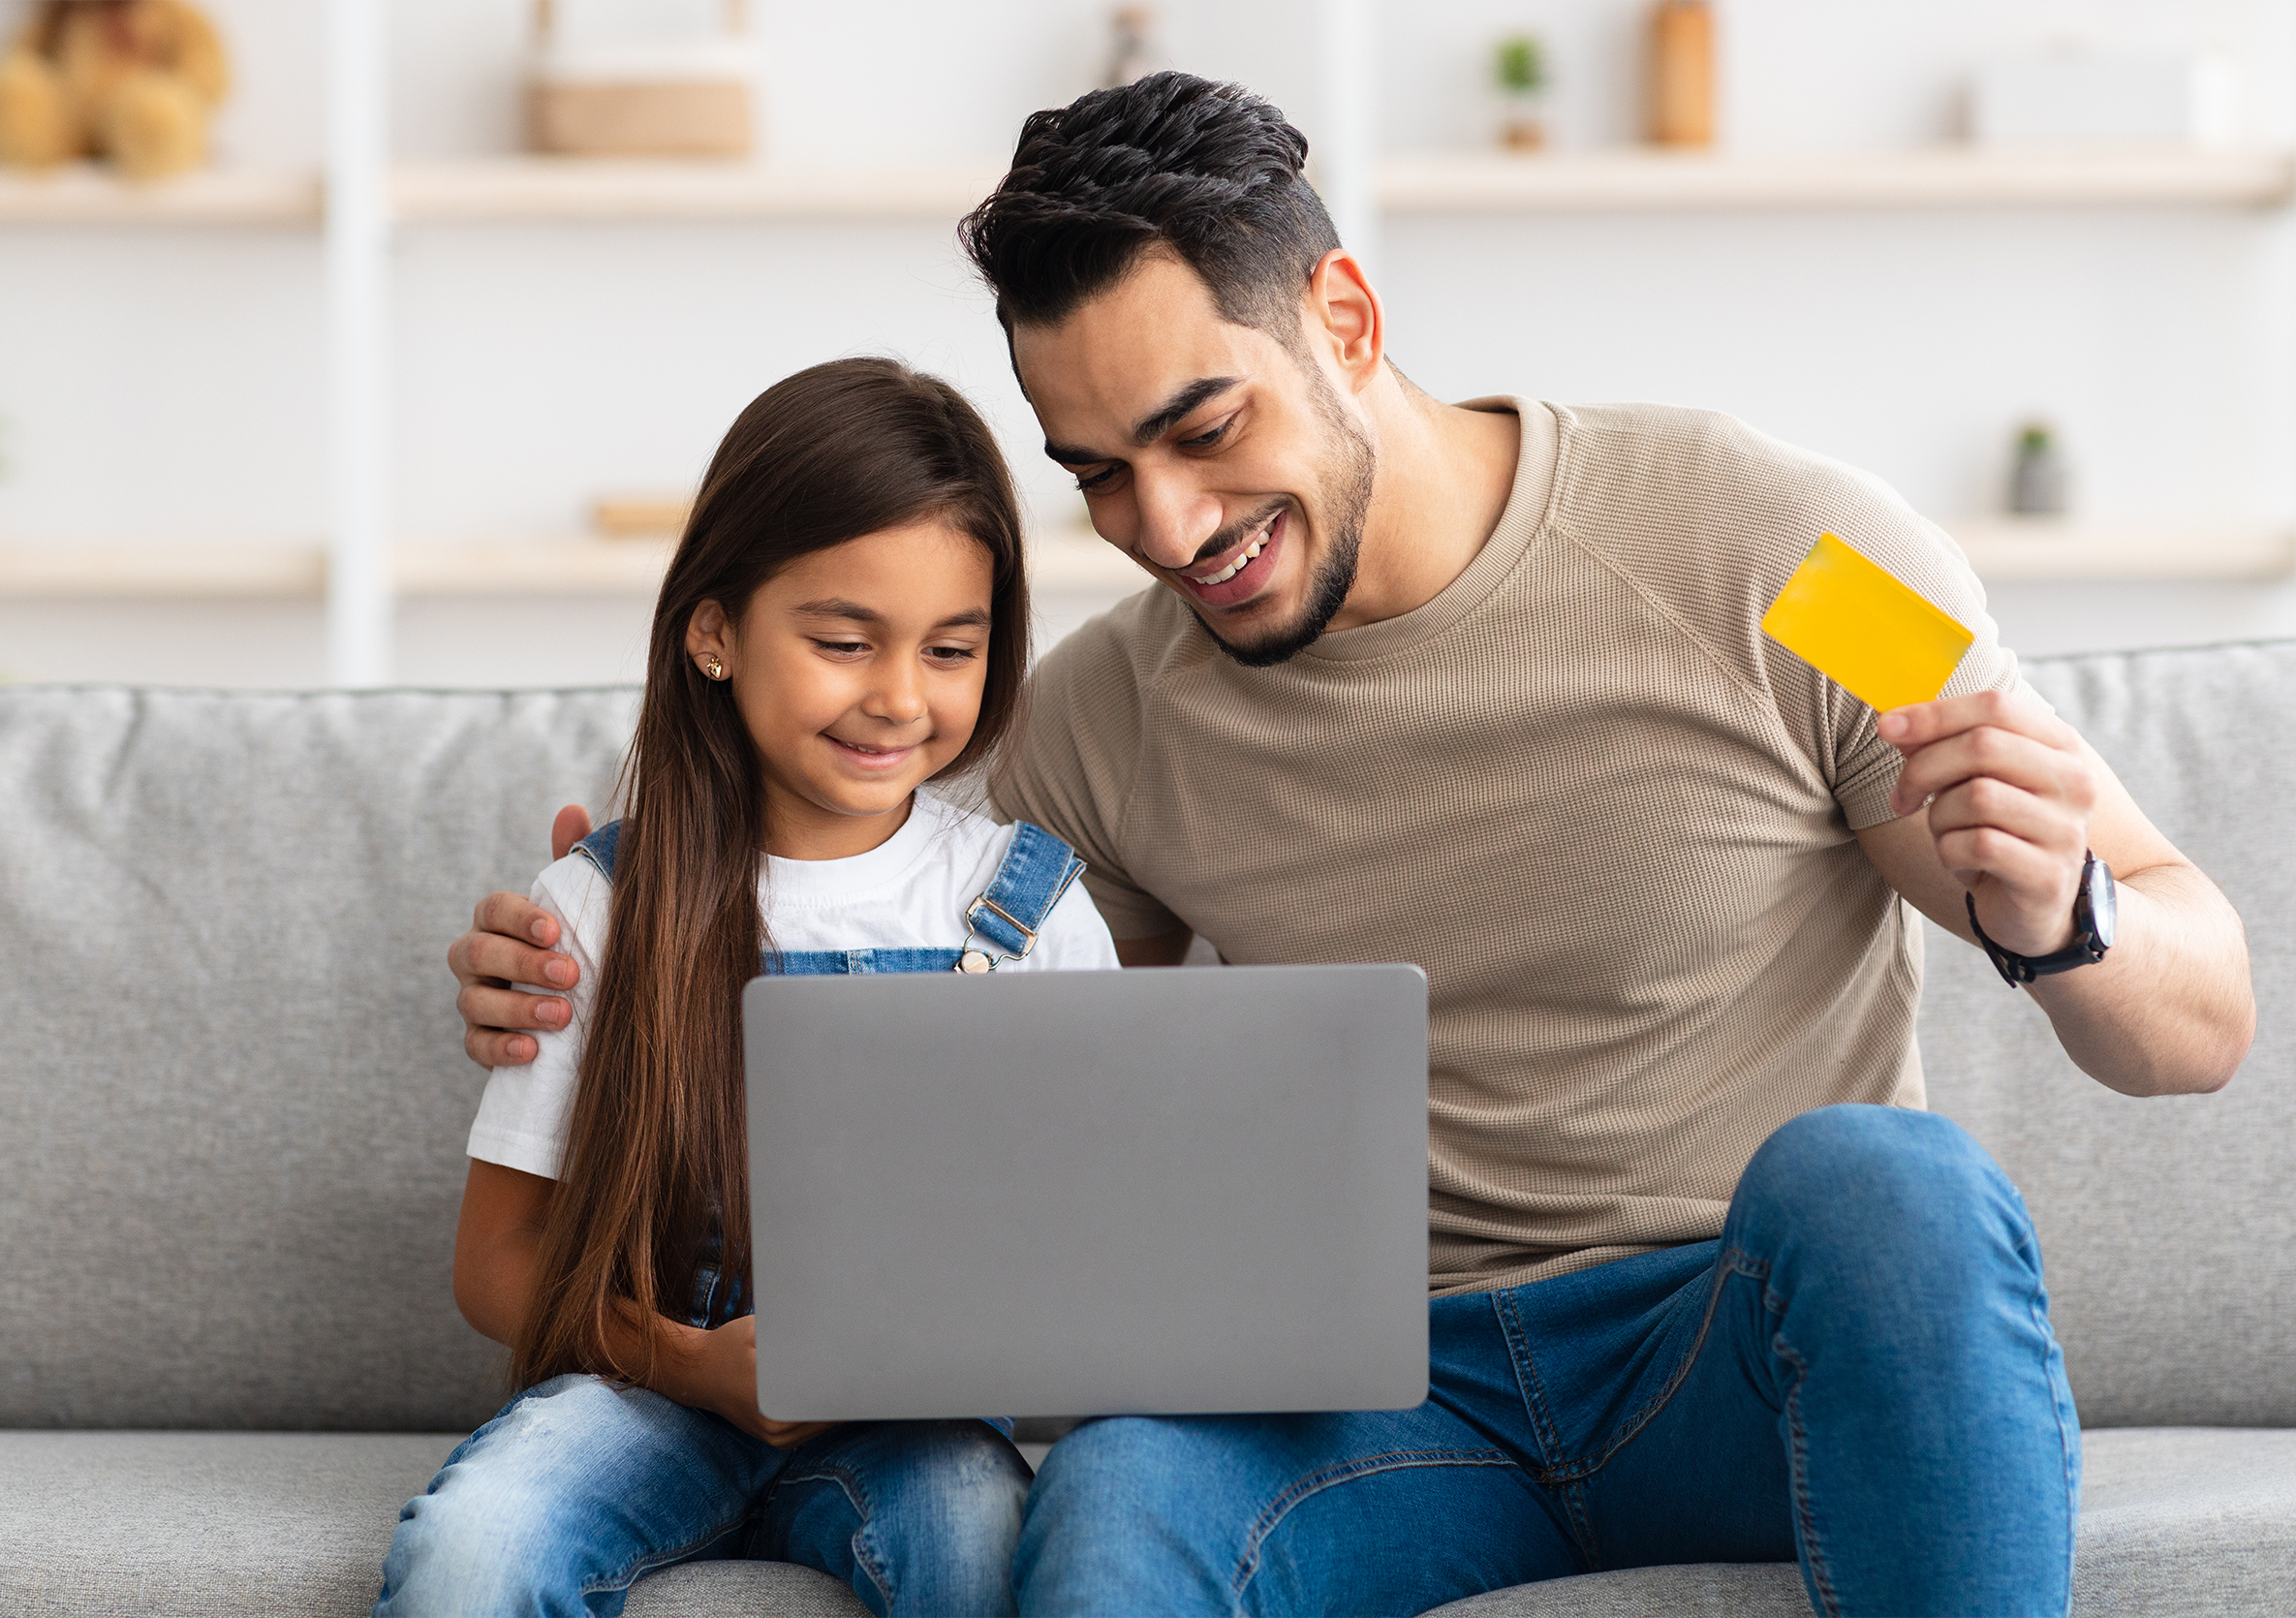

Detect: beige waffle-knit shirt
[994, 399, 2020, 1294]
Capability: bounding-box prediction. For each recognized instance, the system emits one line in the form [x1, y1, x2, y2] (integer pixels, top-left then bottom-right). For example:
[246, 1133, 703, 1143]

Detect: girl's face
[687, 517, 996, 861]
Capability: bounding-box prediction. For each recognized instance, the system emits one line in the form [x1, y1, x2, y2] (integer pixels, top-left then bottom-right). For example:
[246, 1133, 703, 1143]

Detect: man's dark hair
[958, 72, 1341, 344]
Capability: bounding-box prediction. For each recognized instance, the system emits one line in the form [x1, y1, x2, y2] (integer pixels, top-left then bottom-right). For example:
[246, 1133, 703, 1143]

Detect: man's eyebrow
[1040, 375, 1241, 465]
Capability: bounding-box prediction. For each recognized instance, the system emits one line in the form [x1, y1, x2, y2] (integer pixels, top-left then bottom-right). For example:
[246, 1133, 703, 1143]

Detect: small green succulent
[1495, 34, 1547, 96]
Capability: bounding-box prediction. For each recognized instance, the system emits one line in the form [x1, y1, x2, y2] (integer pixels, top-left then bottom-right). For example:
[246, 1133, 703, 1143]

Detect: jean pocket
[1492, 1241, 1723, 1479]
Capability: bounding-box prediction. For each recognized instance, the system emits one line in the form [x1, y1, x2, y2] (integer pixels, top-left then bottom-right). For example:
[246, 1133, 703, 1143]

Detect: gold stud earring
[703, 656, 726, 680]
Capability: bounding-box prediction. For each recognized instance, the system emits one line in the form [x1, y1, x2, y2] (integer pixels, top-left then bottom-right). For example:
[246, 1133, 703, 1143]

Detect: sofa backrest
[0, 688, 632, 1432]
[1918, 639, 2295, 1428]
[0, 642, 2288, 1432]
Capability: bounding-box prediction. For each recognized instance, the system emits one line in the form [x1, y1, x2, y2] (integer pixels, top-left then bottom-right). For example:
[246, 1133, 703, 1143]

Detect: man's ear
[1304, 249, 1384, 396]
[686, 600, 731, 666]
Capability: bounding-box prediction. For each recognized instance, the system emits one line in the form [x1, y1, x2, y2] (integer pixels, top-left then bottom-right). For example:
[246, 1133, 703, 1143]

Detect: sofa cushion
[0, 1429, 868, 1617]
[1916, 641, 2296, 1426]
[4, 1427, 2283, 1616]
[1422, 1426, 2296, 1618]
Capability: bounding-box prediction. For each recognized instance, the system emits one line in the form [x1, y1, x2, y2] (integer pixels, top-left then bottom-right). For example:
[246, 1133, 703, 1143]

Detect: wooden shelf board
[1949, 520, 2296, 582]
[1030, 533, 1150, 592]
[1380, 146, 2296, 214]
[0, 164, 320, 225]
[14, 147, 2289, 229]
[0, 543, 323, 597]
[390, 158, 1008, 223]
[393, 538, 674, 595]
[0, 534, 1150, 600]
[10, 524, 2284, 600]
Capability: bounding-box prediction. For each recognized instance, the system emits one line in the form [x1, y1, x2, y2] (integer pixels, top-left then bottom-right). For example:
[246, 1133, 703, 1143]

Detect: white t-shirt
[467, 791, 1121, 1179]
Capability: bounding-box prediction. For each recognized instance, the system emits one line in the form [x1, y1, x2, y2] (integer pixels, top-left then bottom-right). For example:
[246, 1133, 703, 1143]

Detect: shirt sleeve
[1798, 508, 2022, 831]
[992, 608, 1186, 941]
[465, 855, 609, 1179]
[1663, 414, 2023, 832]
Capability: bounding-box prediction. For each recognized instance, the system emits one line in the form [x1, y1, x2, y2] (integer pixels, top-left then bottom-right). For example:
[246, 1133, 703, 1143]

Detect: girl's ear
[686, 600, 731, 674]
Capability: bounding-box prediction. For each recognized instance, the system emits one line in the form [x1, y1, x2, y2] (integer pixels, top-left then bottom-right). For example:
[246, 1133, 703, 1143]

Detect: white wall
[1, 0, 2291, 686]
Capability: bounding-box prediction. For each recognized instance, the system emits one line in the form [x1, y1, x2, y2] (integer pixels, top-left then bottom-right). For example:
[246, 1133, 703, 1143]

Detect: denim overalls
[570, 811, 1087, 1327]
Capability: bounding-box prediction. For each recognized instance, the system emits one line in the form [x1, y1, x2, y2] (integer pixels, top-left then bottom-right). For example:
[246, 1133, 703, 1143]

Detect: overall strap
[958, 822, 1086, 972]
[573, 818, 624, 883]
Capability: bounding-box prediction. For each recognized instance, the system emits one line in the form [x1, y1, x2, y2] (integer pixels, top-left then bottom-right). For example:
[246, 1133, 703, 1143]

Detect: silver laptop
[742, 963, 1428, 1421]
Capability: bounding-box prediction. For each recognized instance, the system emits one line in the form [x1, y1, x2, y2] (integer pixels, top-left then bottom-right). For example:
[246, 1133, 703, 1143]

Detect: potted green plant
[1494, 33, 1549, 151]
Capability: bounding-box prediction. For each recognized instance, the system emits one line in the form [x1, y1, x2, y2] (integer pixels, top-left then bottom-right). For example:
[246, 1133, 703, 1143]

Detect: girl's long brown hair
[512, 358, 1030, 1389]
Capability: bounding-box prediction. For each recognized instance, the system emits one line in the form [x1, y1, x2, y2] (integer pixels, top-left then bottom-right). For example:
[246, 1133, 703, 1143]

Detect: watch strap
[1966, 854, 2111, 986]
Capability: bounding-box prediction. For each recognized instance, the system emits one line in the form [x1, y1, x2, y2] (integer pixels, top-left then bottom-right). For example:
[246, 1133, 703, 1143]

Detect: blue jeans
[1018, 1105, 2081, 1617]
[375, 1376, 1029, 1616]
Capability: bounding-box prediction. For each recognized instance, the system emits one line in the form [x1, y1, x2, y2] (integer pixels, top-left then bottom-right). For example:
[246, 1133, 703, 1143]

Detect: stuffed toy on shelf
[0, 0, 229, 180]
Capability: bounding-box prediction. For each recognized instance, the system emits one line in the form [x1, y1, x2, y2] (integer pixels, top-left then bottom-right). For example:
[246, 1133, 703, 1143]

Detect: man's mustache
[1188, 499, 1291, 570]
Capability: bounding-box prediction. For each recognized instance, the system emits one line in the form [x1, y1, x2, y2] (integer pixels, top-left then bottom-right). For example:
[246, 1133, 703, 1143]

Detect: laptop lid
[743, 963, 1428, 1421]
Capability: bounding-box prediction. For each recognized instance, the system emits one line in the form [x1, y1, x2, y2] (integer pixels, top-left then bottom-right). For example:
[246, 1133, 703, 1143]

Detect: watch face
[2083, 856, 2118, 949]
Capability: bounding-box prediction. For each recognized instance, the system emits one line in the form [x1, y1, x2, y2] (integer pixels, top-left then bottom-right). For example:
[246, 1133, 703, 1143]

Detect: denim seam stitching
[775, 1461, 896, 1613]
[578, 1511, 755, 1599]
[1227, 1448, 1520, 1603]
[1491, 1290, 1601, 1566]
[1492, 1287, 1568, 1472]
[1536, 1248, 1762, 1488]
[1771, 1326, 1844, 1618]
[2030, 1272, 2080, 1599]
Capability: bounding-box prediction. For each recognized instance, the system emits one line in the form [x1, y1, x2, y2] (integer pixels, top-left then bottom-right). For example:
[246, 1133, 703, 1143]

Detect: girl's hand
[683, 1316, 839, 1449]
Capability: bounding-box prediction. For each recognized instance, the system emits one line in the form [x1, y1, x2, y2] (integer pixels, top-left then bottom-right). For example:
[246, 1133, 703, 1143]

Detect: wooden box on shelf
[526, 0, 754, 159]
[528, 81, 750, 159]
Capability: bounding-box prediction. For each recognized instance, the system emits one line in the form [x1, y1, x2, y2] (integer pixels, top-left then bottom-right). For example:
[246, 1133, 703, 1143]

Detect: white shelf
[11, 147, 2293, 229]
[0, 165, 319, 225]
[11, 524, 2284, 601]
[0, 543, 322, 597]
[1380, 146, 2296, 214]
[390, 158, 1008, 223]
[0, 159, 1007, 227]
[1949, 519, 2296, 581]
[1029, 534, 1150, 592]
[0, 533, 1149, 600]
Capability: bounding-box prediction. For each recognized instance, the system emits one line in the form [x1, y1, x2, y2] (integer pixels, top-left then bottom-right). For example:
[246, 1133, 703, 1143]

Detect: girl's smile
[824, 733, 919, 765]
[686, 516, 996, 862]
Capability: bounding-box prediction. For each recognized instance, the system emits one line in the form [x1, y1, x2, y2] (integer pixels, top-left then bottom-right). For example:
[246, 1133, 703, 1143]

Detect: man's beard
[1195, 373, 1376, 670]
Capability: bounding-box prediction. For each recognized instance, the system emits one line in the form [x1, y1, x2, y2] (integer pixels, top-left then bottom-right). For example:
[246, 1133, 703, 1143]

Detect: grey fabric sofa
[2, 638, 2291, 1617]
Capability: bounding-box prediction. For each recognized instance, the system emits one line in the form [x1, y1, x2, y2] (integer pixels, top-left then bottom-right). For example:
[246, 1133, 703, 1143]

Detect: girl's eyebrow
[791, 598, 883, 622]
[791, 599, 991, 631]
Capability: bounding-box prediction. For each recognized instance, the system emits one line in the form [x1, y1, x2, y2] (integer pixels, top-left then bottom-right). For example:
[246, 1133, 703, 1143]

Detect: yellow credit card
[1760, 532, 1973, 713]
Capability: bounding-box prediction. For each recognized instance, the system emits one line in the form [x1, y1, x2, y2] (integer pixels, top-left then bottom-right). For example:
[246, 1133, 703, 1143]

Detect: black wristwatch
[1966, 852, 2117, 987]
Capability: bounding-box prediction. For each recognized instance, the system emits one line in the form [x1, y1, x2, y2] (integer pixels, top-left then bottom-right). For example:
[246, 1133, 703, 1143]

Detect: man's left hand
[1878, 689, 2100, 957]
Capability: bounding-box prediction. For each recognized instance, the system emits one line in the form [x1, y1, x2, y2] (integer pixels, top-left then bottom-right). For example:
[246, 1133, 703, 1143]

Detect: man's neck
[1326, 373, 1523, 633]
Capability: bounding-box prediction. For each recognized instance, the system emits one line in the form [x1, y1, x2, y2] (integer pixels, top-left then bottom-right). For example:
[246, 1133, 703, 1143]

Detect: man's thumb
[551, 803, 594, 863]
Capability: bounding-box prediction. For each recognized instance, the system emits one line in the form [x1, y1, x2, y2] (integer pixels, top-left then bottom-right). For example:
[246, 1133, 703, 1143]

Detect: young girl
[376, 358, 1119, 1617]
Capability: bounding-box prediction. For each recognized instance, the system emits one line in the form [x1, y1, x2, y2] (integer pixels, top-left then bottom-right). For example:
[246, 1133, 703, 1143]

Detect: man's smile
[1178, 507, 1288, 607]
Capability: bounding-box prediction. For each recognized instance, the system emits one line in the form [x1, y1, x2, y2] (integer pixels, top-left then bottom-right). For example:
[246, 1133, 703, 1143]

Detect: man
[451, 75, 2252, 1616]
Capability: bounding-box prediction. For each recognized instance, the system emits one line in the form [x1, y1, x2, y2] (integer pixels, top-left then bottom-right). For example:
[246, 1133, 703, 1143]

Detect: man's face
[1012, 252, 1374, 667]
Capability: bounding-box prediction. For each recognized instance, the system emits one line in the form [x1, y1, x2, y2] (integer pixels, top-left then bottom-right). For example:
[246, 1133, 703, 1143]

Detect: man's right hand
[450, 804, 593, 1070]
